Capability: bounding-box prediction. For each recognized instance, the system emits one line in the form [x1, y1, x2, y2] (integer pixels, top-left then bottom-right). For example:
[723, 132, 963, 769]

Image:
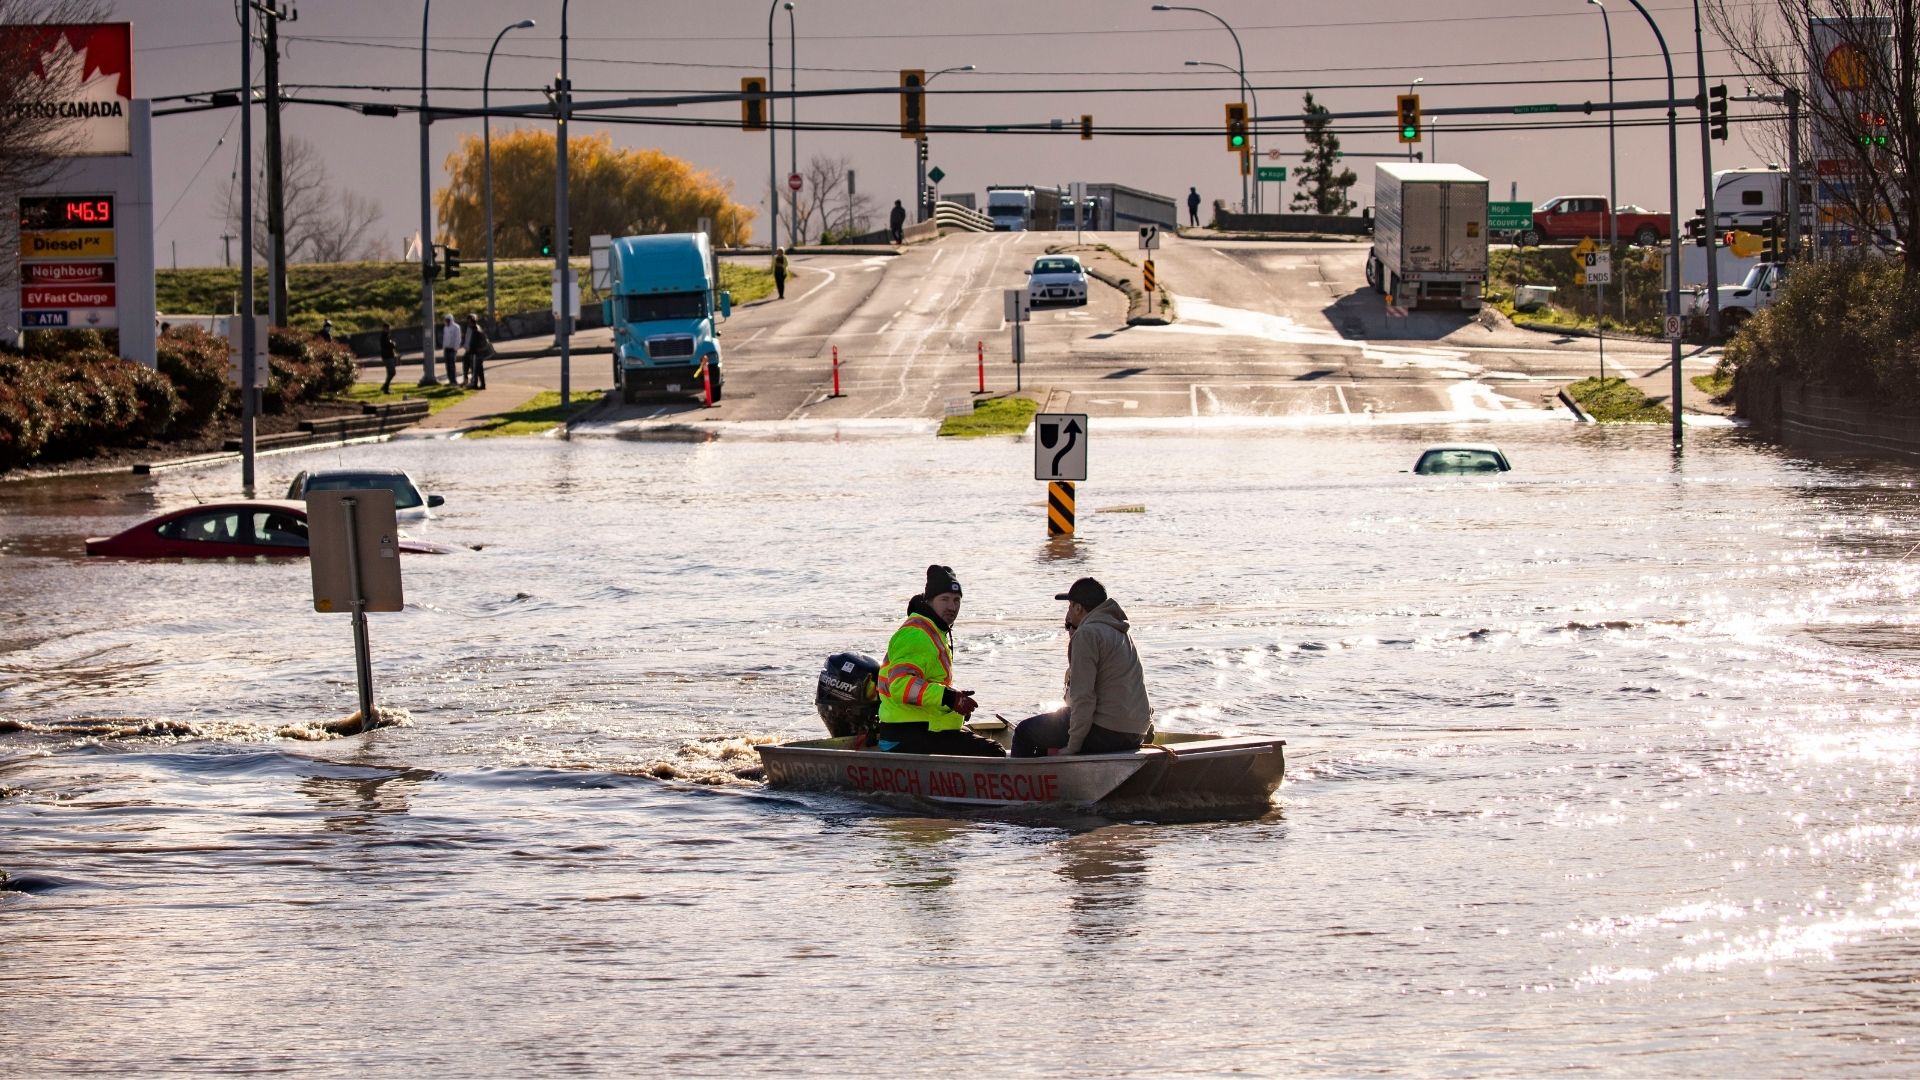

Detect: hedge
[1724, 251, 1920, 406]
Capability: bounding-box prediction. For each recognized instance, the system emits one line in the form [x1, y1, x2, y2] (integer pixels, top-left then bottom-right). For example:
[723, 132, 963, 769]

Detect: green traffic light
[1230, 135, 1245, 148]
[1402, 126, 1417, 139]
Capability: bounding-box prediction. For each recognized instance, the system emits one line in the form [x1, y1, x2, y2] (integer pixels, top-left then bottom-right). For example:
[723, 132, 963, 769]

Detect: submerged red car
[85, 500, 455, 558]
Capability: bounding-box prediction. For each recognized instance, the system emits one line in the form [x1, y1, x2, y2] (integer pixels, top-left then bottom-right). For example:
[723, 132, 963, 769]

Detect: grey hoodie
[1064, 598, 1153, 753]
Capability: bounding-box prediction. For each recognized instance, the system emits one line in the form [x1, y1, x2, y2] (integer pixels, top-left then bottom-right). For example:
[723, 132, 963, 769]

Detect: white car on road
[1026, 255, 1089, 306]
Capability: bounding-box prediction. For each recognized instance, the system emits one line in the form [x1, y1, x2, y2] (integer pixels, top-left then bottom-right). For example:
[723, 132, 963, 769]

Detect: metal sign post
[307, 489, 405, 732]
[1004, 287, 1030, 392]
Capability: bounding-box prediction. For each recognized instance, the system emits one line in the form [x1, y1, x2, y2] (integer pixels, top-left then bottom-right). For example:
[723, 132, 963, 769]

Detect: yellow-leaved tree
[436, 129, 754, 256]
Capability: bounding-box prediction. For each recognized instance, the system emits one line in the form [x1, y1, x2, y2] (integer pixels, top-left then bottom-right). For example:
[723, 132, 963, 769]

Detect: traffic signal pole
[1694, 2, 1719, 339]
[556, 1, 573, 414]
[417, 1, 437, 386]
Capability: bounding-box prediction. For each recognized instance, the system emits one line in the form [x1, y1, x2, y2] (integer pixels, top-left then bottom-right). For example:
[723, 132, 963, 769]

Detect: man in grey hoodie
[1011, 577, 1154, 757]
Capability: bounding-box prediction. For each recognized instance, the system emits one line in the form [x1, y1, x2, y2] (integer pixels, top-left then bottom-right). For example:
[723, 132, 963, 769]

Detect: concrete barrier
[1737, 369, 1920, 464]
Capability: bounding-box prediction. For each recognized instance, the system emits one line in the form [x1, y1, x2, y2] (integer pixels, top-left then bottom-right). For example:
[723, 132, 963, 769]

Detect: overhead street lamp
[1406, 76, 1424, 161]
[484, 17, 536, 332]
[1619, 0, 1686, 449]
[417, 1, 438, 386]
[1185, 60, 1260, 211]
[1588, 0, 1620, 329]
[766, 1, 788, 251]
[787, 2, 798, 248]
[919, 64, 974, 222]
[1152, 4, 1249, 213]
[555, 0, 574, 412]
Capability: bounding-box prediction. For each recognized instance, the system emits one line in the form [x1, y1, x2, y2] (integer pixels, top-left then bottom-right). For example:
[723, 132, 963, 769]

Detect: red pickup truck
[1519, 196, 1669, 247]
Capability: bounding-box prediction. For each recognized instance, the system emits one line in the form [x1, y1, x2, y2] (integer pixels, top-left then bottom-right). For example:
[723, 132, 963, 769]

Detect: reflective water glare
[3, 424, 1918, 1076]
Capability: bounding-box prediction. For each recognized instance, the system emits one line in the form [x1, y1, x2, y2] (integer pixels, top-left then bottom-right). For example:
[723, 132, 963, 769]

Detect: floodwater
[3, 423, 1918, 1076]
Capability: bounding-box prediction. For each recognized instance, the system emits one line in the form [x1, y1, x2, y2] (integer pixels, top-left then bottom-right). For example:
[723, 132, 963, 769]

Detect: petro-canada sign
[8, 23, 133, 157]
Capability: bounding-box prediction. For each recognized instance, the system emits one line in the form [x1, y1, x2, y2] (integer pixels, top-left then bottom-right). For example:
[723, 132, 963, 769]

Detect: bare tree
[1706, 2, 1919, 276]
[222, 135, 384, 265]
[793, 154, 873, 243]
[0, 1, 114, 294]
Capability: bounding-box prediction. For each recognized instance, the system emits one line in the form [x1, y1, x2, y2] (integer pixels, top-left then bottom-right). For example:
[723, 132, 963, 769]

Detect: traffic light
[1685, 215, 1707, 246]
[740, 76, 767, 131]
[917, 138, 928, 164]
[1396, 93, 1422, 143]
[1080, 114, 1093, 141]
[899, 69, 925, 139]
[1224, 101, 1248, 152]
[1707, 83, 1727, 141]
[1760, 215, 1781, 262]
[442, 245, 461, 279]
[539, 224, 553, 257]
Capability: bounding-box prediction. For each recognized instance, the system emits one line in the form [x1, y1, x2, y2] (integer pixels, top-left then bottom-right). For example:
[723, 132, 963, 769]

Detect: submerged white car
[1026, 255, 1089, 306]
[286, 467, 444, 522]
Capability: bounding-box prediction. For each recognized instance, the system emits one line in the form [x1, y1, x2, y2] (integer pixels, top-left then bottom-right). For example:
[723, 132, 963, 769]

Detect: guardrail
[933, 201, 994, 233]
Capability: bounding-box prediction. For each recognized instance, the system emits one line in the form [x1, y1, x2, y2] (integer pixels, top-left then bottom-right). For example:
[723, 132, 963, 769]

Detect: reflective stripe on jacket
[878, 609, 959, 730]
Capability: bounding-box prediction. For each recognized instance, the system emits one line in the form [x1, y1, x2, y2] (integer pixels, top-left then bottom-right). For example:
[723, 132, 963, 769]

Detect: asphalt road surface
[568, 230, 1711, 427]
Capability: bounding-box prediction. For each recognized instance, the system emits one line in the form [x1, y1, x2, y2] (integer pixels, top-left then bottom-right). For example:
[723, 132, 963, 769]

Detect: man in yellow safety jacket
[875, 565, 1006, 757]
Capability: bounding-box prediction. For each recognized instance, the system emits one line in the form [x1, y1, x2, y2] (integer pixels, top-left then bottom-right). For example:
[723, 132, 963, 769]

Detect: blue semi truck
[604, 232, 731, 403]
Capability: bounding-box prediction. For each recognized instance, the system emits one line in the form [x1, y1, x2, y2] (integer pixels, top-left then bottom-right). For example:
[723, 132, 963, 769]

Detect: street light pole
[555, 0, 572, 412]
[1622, 0, 1686, 449]
[766, 1, 783, 251]
[1153, 5, 1247, 214]
[484, 18, 536, 332]
[417, 0, 437, 386]
[787, 3, 798, 248]
[919, 65, 975, 223]
[1186, 60, 1258, 206]
[1407, 77, 1424, 161]
[1590, 0, 1619, 358]
[239, 3, 257, 492]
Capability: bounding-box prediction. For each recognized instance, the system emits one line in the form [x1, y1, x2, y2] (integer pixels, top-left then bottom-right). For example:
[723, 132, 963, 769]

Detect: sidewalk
[373, 328, 616, 433]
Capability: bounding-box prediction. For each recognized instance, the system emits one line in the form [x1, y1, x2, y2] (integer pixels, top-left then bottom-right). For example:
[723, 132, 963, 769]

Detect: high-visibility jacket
[877, 607, 961, 731]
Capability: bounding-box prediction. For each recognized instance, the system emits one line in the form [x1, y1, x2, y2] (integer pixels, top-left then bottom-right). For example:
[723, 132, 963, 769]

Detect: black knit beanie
[925, 564, 962, 598]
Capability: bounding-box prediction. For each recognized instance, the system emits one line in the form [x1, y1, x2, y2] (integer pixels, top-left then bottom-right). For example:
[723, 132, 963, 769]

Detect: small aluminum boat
[757, 722, 1285, 809]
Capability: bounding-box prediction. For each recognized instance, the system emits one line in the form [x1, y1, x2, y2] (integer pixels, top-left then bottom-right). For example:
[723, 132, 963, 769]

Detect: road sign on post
[1034, 412, 1088, 482]
[306, 488, 404, 732]
[927, 166, 945, 185]
[1142, 259, 1156, 292]
[788, 173, 802, 193]
[1137, 224, 1159, 250]
[1582, 251, 1612, 285]
[1255, 166, 1287, 182]
[1487, 201, 1533, 231]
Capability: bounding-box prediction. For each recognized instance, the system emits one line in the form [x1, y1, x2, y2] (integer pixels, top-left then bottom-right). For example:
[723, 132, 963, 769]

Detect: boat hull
[757, 732, 1285, 809]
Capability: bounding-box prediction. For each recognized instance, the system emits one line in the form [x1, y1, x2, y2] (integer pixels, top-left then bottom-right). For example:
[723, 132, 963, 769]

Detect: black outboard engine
[816, 651, 881, 738]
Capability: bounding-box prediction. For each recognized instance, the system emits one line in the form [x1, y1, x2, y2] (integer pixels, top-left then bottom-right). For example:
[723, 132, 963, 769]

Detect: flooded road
[4, 424, 1919, 1076]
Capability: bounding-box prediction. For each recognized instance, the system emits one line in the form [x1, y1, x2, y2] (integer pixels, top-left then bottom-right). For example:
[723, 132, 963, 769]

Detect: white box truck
[1366, 162, 1490, 311]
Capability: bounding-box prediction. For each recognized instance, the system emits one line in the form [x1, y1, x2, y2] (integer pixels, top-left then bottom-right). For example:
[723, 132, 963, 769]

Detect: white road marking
[1333, 384, 1351, 414]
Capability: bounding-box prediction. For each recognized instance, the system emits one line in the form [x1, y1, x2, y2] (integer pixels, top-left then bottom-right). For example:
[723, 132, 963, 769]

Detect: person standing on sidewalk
[379, 324, 398, 394]
[462, 313, 491, 390]
[1187, 187, 1202, 227]
[772, 247, 789, 300]
[439, 314, 462, 385]
[889, 199, 907, 244]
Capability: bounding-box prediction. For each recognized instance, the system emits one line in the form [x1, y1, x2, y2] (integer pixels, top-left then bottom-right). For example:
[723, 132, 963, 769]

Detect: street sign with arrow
[1034, 412, 1088, 481]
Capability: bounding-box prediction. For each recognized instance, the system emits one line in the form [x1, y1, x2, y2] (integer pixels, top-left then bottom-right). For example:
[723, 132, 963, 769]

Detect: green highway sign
[1488, 201, 1534, 231]
[927, 166, 946, 184]
[1256, 166, 1287, 182]
[1513, 103, 1561, 114]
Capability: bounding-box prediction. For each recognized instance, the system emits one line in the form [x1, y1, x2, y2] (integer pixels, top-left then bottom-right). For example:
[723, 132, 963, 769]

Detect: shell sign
[8, 23, 133, 156]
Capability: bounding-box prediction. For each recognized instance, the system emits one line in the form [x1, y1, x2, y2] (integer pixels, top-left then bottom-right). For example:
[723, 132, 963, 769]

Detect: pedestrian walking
[439, 314, 462, 385]
[1187, 187, 1202, 228]
[462, 313, 491, 390]
[318, 317, 334, 343]
[379, 324, 398, 394]
[772, 247, 789, 300]
[889, 199, 907, 244]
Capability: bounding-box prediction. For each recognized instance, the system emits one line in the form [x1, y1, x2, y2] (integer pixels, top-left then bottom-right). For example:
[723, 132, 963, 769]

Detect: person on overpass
[889, 199, 907, 244]
[876, 565, 1004, 757]
[1187, 187, 1202, 228]
[1011, 577, 1154, 757]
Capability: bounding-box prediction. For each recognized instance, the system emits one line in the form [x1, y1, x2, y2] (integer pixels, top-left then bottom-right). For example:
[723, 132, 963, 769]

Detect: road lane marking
[1333, 384, 1351, 414]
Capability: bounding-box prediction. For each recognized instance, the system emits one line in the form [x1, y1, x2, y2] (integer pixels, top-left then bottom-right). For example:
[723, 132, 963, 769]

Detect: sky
[114, 0, 1781, 267]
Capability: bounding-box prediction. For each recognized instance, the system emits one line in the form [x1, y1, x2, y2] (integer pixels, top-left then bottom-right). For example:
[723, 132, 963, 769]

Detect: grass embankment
[1489, 247, 1668, 337]
[1566, 377, 1671, 423]
[463, 389, 608, 438]
[342, 382, 474, 415]
[1691, 371, 1733, 401]
[939, 395, 1037, 437]
[157, 261, 777, 335]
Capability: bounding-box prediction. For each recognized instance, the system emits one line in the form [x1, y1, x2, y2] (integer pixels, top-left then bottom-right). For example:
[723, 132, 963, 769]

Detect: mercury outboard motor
[816, 651, 881, 738]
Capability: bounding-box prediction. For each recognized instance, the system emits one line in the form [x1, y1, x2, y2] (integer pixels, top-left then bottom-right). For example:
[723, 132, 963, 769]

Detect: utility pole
[256, 1, 296, 326]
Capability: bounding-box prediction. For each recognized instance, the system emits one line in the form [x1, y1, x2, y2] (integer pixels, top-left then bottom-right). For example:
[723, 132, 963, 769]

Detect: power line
[158, 109, 239, 230]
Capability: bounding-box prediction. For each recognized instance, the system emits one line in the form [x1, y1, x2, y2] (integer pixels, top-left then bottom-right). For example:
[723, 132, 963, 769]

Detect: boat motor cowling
[816, 651, 881, 738]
